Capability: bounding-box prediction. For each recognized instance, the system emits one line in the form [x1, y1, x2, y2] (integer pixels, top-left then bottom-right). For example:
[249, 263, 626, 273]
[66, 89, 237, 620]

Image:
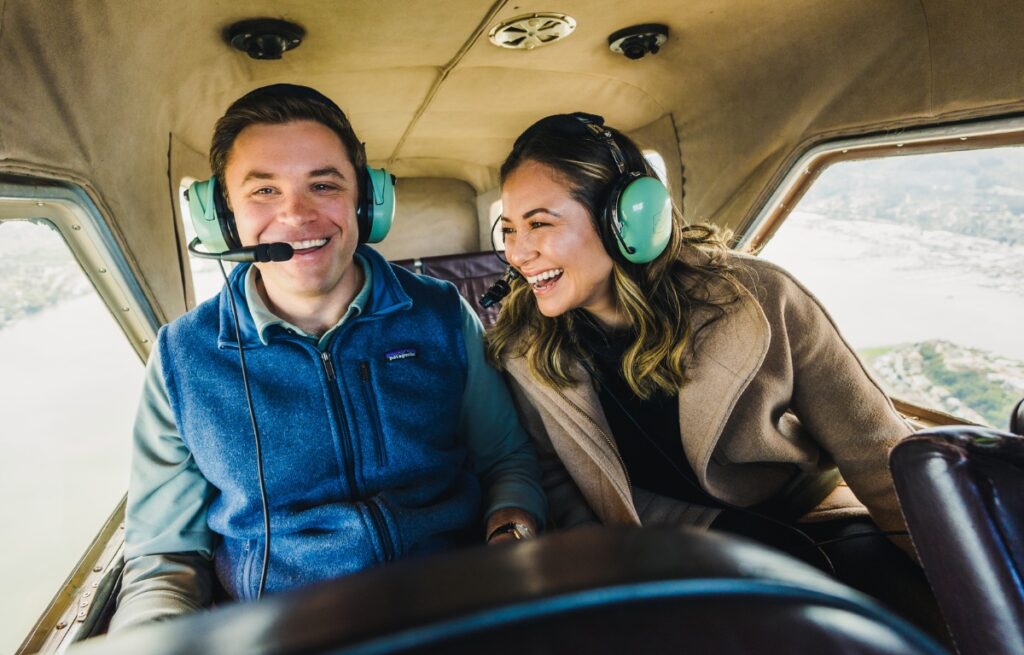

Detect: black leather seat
[1011, 397, 1023, 435]
[890, 426, 1024, 655]
[71, 528, 945, 655]
[392, 252, 506, 329]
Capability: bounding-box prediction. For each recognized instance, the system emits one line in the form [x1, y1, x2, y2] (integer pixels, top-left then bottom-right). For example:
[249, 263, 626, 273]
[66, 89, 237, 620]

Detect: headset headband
[511, 111, 672, 264]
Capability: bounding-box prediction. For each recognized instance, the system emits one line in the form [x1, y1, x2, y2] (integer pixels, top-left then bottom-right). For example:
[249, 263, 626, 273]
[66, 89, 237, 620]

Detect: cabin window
[0, 218, 143, 652]
[758, 147, 1024, 428]
[178, 178, 231, 304]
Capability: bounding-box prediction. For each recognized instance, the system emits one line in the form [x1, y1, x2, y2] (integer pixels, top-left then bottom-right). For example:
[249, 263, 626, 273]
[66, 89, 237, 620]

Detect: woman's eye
[500, 226, 515, 235]
[529, 221, 547, 229]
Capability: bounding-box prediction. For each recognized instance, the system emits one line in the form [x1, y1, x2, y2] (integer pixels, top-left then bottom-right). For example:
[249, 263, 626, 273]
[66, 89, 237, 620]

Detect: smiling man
[110, 85, 546, 631]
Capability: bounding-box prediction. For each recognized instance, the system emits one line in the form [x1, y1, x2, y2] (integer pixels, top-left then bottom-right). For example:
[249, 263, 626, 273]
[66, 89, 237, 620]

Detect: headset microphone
[479, 266, 520, 308]
[187, 237, 294, 263]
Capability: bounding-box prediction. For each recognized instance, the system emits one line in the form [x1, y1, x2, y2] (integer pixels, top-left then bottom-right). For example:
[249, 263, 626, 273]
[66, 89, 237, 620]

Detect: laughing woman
[486, 112, 945, 638]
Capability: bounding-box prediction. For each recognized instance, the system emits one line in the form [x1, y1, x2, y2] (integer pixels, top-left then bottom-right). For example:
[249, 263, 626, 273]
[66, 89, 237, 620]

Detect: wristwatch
[487, 521, 534, 542]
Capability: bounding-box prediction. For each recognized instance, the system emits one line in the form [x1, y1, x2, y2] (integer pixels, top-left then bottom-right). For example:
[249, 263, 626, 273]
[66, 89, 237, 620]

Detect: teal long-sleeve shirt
[113, 256, 546, 631]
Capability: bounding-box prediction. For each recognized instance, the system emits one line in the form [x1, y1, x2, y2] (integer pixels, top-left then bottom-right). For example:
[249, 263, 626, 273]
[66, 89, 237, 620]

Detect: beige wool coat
[504, 253, 914, 541]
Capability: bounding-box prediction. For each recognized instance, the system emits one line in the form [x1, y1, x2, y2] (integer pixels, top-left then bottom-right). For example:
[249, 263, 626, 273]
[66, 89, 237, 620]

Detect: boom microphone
[188, 237, 294, 263]
[479, 266, 521, 308]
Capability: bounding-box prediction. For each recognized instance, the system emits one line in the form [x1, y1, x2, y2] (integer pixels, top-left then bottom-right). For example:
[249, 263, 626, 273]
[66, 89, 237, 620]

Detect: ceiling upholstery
[1, 0, 1022, 321]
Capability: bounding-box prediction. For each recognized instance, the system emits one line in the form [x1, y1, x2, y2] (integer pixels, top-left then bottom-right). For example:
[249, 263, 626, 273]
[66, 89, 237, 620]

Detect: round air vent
[488, 13, 576, 50]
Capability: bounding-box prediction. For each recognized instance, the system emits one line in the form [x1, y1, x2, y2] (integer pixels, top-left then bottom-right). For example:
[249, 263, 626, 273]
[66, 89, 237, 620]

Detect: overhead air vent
[226, 18, 305, 60]
[608, 24, 669, 60]
[488, 13, 576, 50]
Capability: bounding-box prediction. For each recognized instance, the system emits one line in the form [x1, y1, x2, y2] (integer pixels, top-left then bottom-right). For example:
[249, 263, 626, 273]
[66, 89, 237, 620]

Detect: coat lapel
[677, 286, 771, 493]
[505, 357, 638, 522]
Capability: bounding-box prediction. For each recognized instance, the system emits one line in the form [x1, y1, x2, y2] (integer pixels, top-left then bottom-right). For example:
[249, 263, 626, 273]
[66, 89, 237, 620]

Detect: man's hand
[485, 507, 538, 545]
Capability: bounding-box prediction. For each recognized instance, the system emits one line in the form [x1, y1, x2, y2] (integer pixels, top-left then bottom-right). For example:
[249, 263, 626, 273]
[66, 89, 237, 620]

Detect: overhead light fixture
[225, 18, 306, 60]
[489, 13, 576, 50]
[608, 24, 669, 60]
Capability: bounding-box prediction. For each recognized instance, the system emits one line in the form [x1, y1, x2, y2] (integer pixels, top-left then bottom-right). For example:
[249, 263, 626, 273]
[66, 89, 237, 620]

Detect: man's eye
[312, 182, 339, 192]
[253, 187, 275, 195]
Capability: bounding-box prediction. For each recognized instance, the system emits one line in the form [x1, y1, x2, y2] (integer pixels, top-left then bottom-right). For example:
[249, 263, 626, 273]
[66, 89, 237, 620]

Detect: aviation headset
[481, 113, 673, 307]
[512, 112, 673, 264]
[186, 84, 396, 257]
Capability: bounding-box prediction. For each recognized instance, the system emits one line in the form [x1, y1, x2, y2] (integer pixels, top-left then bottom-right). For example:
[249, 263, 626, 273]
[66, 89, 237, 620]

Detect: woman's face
[501, 161, 621, 326]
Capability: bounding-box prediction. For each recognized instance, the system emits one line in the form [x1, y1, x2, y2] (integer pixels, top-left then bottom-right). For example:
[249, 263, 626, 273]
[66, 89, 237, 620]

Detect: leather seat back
[74, 528, 946, 655]
[392, 252, 506, 328]
[891, 426, 1024, 655]
[1011, 397, 1023, 435]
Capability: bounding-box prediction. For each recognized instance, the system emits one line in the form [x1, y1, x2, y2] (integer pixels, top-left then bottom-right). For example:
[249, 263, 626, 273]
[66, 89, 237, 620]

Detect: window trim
[736, 117, 1024, 430]
[0, 177, 159, 359]
[736, 114, 1024, 254]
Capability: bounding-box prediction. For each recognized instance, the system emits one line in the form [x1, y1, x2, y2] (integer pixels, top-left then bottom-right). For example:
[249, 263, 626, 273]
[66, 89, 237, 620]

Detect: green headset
[570, 113, 672, 264]
[186, 84, 396, 256]
[186, 167, 395, 254]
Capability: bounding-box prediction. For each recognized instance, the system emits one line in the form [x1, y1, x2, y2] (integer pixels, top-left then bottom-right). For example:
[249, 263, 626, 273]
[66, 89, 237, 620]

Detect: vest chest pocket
[358, 360, 388, 466]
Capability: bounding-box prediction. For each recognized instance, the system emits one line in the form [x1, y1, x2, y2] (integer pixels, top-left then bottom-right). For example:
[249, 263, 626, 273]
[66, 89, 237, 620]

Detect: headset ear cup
[615, 175, 672, 263]
[187, 178, 239, 252]
[600, 174, 633, 261]
[360, 166, 396, 244]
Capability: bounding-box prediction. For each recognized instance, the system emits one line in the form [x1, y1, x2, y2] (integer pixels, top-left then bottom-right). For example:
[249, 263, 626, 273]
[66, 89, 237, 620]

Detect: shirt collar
[245, 253, 373, 348]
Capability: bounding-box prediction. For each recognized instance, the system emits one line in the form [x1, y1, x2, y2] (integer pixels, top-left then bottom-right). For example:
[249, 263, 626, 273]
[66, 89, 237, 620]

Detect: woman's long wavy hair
[486, 114, 743, 399]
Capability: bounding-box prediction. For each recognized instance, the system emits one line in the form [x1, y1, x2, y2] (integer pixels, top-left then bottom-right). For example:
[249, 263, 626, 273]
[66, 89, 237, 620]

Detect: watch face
[489, 521, 533, 542]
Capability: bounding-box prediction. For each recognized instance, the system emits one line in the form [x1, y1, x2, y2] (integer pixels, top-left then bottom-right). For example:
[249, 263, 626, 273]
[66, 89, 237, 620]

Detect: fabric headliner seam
[915, 0, 935, 114]
[668, 112, 687, 218]
[386, 0, 508, 170]
[166, 132, 190, 311]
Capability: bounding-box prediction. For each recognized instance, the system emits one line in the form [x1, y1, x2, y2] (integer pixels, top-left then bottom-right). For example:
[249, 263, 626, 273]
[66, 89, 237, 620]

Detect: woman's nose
[504, 232, 534, 269]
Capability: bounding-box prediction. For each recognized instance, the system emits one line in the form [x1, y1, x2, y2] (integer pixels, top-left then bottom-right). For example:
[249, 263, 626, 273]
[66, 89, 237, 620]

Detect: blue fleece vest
[158, 246, 478, 600]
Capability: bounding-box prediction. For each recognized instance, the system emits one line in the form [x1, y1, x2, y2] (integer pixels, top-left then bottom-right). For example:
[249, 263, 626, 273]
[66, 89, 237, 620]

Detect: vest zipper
[358, 361, 387, 466]
[366, 498, 396, 562]
[321, 351, 359, 495]
[557, 389, 632, 489]
[241, 541, 258, 601]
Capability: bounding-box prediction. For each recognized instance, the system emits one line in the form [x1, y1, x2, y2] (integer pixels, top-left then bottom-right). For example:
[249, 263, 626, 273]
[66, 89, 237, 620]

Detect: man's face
[224, 119, 361, 308]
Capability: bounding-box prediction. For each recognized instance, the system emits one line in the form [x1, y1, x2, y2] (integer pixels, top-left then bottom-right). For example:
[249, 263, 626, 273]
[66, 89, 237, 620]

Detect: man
[111, 84, 545, 630]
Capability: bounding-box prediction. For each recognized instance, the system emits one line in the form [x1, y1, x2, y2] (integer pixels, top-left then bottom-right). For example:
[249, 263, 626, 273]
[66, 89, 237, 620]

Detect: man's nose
[280, 192, 315, 223]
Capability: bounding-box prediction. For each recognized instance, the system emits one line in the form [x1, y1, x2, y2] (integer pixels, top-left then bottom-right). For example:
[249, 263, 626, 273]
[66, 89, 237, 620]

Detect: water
[0, 294, 142, 652]
[760, 212, 1024, 361]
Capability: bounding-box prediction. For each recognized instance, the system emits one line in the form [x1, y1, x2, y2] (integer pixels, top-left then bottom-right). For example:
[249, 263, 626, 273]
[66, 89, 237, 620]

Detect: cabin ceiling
[1, 0, 1023, 322]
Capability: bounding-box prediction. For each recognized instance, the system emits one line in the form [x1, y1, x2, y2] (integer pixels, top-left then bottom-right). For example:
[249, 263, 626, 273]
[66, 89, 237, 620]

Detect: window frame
[0, 176, 159, 653]
[735, 116, 1024, 427]
[736, 115, 1024, 256]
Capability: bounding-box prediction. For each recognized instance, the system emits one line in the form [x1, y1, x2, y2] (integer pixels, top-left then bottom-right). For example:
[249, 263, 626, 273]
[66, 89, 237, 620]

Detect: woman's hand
[485, 507, 538, 545]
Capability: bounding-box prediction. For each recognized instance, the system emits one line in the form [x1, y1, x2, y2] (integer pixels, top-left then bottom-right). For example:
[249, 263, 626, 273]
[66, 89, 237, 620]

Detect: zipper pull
[321, 351, 336, 381]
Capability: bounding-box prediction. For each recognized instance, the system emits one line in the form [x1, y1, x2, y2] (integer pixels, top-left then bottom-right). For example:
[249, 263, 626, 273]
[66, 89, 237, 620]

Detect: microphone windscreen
[259, 242, 294, 262]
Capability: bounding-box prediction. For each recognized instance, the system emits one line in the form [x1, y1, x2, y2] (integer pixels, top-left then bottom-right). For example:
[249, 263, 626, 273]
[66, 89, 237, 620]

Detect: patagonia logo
[385, 348, 417, 362]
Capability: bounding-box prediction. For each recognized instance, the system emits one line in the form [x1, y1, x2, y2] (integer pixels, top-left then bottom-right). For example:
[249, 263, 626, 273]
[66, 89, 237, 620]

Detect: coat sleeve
[505, 375, 600, 529]
[763, 265, 914, 548]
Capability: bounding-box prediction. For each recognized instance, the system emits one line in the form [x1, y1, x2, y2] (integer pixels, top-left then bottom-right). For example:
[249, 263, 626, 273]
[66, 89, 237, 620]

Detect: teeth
[525, 268, 563, 284]
[288, 238, 328, 250]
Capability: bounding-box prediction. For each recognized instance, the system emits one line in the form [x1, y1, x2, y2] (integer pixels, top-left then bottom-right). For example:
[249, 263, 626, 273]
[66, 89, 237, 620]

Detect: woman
[487, 112, 944, 637]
